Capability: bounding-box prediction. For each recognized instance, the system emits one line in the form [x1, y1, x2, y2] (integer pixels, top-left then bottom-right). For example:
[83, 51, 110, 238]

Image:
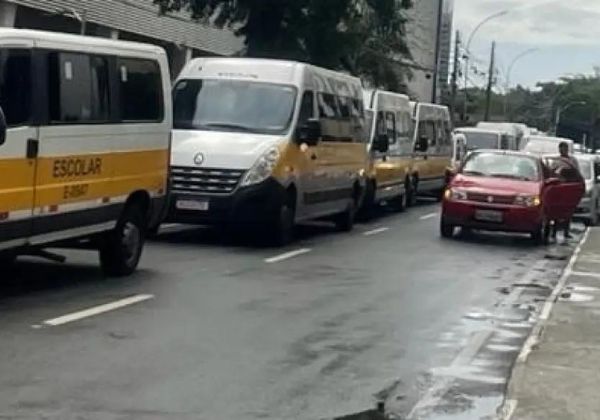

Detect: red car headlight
[514, 194, 541, 207]
[445, 188, 468, 201]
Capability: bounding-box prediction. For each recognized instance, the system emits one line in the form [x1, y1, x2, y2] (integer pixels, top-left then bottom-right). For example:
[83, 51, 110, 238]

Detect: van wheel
[388, 191, 407, 212]
[358, 180, 376, 221]
[440, 218, 455, 238]
[270, 200, 295, 246]
[100, 205, 146, 277]
[406, 177, 417, 207]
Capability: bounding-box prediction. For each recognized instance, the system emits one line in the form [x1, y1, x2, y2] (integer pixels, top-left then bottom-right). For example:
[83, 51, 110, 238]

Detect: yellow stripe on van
[0, 149, 168, 214]
[34, 149, 168, 207]
[0, 158, 36, 212]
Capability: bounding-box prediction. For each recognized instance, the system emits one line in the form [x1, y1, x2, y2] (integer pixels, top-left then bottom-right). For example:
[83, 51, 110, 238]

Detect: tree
[154, 0, 413, 91]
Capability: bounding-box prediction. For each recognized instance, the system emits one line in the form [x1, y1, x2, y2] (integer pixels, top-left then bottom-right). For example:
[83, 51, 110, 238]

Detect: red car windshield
[462, 152, 540, 182]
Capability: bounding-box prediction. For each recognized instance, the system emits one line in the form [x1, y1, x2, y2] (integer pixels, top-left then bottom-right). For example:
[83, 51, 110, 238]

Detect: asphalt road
[0, 201, 579, 420]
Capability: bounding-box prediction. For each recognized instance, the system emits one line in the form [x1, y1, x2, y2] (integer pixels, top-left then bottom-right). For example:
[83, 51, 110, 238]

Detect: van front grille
[170, 166, 245, 195]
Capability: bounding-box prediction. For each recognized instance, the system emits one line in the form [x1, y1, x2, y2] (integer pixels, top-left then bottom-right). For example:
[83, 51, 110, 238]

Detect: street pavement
[505, 227, 600, 420]
[0, 202, 581, 420]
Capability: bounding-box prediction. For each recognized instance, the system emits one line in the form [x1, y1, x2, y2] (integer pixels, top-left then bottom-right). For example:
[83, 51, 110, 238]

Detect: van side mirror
[0, 105, 6, 146]
[416, 135, 429, 152]
[296, 118, 321, 147]
[373, 133, 389, 153]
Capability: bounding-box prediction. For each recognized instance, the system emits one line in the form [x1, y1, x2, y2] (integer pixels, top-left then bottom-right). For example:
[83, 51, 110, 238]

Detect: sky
[453, 0, 600, 89]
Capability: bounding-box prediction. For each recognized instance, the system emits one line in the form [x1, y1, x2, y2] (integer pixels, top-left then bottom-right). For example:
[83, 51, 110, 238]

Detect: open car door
[543, 158, 585, 221]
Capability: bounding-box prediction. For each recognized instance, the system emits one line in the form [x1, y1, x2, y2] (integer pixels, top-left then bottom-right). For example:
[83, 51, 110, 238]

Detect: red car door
[543, 160, 585, 221]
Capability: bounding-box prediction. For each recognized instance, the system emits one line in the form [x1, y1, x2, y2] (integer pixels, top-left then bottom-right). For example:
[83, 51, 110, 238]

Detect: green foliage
[154, 0, 413, 91]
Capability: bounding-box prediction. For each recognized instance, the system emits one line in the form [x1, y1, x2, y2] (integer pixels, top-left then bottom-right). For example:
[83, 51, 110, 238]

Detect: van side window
[118, 58, 163, 122]
[351, 99, 363, 118]
[386, 112, 396, 144]
[48, 53, 110, 123]
[298, 91, 314, 124]
[317, 93, 339, 118]
[501, 135, 509, 150]
[0, 49, 31, 127]
[337, 96, 351, 118]
[419, 120, 436, 146]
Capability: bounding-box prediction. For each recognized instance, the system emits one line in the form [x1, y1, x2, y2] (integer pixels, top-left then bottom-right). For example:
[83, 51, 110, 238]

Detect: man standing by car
[553, 142, 582, 239]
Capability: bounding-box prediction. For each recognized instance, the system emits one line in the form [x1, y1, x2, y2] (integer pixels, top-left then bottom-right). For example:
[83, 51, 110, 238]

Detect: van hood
[452, 174, 540, 196]
[171, 130, 283, 169]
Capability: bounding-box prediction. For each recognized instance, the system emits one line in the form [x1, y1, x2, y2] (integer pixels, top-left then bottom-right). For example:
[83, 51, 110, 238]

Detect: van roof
[527, 135, 573, 143]
[456, 127, 504, 135]
[178, 57, 362, 95]
[0, 28, 165, 55]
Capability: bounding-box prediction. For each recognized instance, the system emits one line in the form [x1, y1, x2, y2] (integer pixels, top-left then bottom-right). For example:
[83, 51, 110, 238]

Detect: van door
[0, 43, 36, 250]
[31, 51, 116, 243]
[413, 119, 437, 190]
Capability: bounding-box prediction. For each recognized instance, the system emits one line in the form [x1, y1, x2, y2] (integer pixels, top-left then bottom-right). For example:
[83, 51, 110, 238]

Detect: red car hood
[451, 174, 540, 196]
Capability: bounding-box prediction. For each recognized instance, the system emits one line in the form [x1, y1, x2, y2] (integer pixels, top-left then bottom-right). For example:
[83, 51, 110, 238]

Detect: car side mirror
[0, 105, 6, 146]
[296, 118, 321, 147]
[545, 177, 560, 186]
[416, 135, 429, 152]
[373, 133, 389, 153]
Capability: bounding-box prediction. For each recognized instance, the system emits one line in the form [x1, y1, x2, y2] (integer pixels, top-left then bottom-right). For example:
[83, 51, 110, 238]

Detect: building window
[0, 49, 31, 127]
[118, 58, 163, 122]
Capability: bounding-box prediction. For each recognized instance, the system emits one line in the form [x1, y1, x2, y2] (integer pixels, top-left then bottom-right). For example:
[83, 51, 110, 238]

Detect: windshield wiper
[489, 173, 531, 181]
[201, 122, 255, 132]
[463, 170, 486, 176]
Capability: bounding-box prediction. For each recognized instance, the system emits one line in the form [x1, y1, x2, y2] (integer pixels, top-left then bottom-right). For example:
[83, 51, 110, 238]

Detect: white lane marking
[518, 228, 590, 364]
[363, 227, 390, 236]
[40, 294, 155, 327]
[265, 248, 312, 264]
[570, 270, 600, 280]
[500, 399, 518, 420]
[419, 212, 438, 221]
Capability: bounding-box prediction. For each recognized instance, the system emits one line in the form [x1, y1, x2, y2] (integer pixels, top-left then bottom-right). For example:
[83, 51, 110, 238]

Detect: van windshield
[173, 79, 297, 135]
[462, 132, 499, 150]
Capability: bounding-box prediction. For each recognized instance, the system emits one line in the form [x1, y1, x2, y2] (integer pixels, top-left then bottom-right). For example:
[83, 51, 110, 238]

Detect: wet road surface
[0, 201, 579, 419]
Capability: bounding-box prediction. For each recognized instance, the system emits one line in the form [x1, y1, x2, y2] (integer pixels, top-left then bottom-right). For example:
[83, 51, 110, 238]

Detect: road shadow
[447, 227, 583, 251]
[0, 257, 152, 301]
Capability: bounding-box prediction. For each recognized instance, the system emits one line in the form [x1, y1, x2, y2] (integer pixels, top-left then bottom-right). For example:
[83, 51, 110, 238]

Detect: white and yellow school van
[0, 29, 171, 275]
[168, 58, 368, 244]
[362, 89, 414, 213]
[410, 102, 453, 199]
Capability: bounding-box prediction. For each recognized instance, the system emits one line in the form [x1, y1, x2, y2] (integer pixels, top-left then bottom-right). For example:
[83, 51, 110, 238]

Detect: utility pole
[484, 41, 496, 122]
[449, 31, 461, 124]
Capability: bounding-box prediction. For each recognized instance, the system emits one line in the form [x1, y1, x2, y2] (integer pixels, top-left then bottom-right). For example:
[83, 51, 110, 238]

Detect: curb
[498, 228, 591, 420]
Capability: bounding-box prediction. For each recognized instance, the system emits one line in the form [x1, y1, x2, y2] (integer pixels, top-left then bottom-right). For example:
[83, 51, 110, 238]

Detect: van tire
[100, 205, 146, 277]
[358, 180, 376, 220]
[270, 198, 296, 247]
[335, 187, 359, 232]
[406, 176, 417, 207]
[388, 191, 407, 212]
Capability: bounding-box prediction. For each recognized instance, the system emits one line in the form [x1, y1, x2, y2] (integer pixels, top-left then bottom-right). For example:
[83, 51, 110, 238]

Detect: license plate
[176, 199, 209, 211]
[475, 209, 503, 223]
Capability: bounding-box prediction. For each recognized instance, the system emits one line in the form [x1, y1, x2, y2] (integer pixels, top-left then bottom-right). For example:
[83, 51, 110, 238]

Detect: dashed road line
[265, 248, 312, 264]
[419, 212, 438, 221]
[363, 227, 390, 236]
[38, 294, 155, 327]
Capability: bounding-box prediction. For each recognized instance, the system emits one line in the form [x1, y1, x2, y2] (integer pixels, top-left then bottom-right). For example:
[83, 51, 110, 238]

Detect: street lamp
[554, 101, 587, 136]
[463, 10, 509, 120]
[504, 48, 540, 118]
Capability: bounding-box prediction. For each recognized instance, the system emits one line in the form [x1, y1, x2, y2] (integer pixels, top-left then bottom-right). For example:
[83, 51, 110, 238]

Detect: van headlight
[240, 147, 281, 187]
[514, 194, 541, 207]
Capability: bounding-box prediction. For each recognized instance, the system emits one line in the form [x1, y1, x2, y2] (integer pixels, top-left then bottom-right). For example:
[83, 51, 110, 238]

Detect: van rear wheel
[100, 205, 146, 277]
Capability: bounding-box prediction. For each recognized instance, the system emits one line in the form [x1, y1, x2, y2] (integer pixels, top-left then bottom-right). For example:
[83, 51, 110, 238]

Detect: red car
[441, 150, 584, 243]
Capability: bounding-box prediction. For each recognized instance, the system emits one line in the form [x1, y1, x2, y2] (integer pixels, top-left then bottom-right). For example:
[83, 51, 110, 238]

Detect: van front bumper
[166, 178, 287, 225]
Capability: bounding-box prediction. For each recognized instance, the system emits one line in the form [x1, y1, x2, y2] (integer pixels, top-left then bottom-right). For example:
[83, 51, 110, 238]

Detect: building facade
[0, 0, 243, 78]
[404, 0, 453, 103]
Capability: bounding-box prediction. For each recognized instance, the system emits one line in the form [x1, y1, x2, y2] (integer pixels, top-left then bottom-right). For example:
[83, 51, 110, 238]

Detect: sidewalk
[505, 227, 600, 420]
